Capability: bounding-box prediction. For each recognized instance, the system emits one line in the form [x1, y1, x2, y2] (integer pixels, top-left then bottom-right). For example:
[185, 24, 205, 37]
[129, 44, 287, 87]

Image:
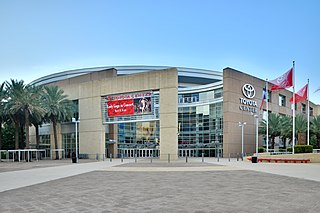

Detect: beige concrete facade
[30, 68, 178, 160]
[223, 67, 320, 156]
[29, 66, 320, 160]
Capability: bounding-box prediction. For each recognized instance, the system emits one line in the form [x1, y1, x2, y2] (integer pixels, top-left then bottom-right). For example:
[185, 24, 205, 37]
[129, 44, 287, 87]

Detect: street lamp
[253, 114, 259, 157]
[72, 117, 80, 163]
[238, 122, 246, 158]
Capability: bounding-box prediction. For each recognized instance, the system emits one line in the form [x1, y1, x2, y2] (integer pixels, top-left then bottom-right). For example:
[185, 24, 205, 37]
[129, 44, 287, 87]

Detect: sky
[0, 0, 320, 103]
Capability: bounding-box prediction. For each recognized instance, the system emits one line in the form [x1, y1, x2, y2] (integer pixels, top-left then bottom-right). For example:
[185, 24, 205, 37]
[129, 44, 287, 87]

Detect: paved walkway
[1, 158, 320, 212]
[205, 157, 320, 182]
[0, 159, 133, 192]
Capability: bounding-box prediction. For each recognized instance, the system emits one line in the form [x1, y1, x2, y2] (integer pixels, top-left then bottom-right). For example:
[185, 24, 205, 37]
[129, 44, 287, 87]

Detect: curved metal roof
[31, 65, 222, 86]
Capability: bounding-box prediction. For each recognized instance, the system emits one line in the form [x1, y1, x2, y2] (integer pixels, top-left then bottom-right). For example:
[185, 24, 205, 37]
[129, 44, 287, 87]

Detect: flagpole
[307, 79, 310, 145]
[292, 61, 295, 154]
[266, 79, 269, 153]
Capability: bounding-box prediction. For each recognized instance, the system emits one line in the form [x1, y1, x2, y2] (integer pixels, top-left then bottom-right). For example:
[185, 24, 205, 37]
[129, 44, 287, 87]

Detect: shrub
[287, 145, 312, 153]
[258, 147, 265, 153]
[294, 145, 313, 153]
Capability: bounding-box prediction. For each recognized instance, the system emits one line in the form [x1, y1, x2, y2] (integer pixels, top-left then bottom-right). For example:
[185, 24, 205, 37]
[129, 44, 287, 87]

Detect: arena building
[30, 66, 320, 160]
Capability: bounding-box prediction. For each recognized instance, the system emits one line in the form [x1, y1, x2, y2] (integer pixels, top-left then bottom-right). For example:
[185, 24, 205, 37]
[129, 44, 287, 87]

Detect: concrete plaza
[0, 158, 320, 212]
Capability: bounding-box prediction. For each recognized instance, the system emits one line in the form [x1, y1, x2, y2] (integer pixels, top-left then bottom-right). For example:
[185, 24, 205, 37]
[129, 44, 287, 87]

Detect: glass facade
[116, 121, 160, 157]
[178, 89, 223, 157]
[104, 88, 223, 158]
[39, 135, 51, 158]
[62, 133, 78, 158]
[104, 92, 160, 158]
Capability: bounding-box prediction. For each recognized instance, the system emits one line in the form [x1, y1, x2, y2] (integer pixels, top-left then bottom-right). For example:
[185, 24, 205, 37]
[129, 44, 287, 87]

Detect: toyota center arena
[30, 66, 320, 160]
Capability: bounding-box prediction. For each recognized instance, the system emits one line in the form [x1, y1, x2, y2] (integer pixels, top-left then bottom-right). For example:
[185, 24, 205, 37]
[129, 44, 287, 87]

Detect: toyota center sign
[239, 84, 257, 113]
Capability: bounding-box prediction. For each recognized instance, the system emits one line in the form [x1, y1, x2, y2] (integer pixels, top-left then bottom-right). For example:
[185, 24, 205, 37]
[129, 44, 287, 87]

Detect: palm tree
[260, 113, 282, 149]
[28, 85, 47, 149]
[0, 82, 8, 150]
[5, 79, 25, 149]
[310, 115, 320, 148]
[6, 80, 45, 150]
[279, 115, 292, 149]
[295, 114, 307, 145]
[42, 86, 75, 159]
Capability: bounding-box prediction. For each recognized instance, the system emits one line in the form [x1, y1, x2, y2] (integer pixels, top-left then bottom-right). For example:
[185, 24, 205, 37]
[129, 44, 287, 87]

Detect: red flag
[290, 84, 308, 104]
[269, 68, 293, 91]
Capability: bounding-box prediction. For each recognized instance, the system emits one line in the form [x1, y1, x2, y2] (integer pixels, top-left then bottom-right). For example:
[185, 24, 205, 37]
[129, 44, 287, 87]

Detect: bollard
[151, 156, 153, 163]
[110, 154, 112, 162]
[241, 153, 243, 161]
[202, 153, 204, 163]
[186, 155, 188, 163]
[217, 153, 219, 162]
[121, 154, 123, 163]
[228, 153, 230, 162]
[168, 154, 170, 163]
[135, 154, 137, 163]
[237, 153, 239, 161]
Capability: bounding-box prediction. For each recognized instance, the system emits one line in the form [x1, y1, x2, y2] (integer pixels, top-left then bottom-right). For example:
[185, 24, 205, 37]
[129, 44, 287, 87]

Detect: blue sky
[1, 0, 320, 103]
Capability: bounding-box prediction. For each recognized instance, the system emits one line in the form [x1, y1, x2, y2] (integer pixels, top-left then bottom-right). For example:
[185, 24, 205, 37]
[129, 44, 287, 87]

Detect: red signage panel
[107, 99, 134, 117]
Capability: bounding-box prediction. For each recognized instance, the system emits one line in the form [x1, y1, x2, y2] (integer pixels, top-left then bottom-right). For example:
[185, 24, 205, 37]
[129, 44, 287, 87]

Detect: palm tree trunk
[283, 137, 287, 149]
[35, 124, 40, 149]
[25, 109, 30, 149]
[53, 120, 59, 159]
[20, 125, 24, 148]
[15, 121, 19, 149]
[25, 109, 30, 162]
[271, 136, 275, 149]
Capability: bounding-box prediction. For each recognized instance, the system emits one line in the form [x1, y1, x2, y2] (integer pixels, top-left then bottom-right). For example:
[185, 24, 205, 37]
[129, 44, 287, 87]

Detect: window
[279, 95, 286, 107]
[214, 89, 223, 99]
[302, 103, 306, 113]
[310, 107, 314, 116]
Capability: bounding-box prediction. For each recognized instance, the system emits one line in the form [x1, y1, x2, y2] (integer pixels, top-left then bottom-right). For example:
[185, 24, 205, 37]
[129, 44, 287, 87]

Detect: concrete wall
[223, 67, 320, 156]
[30, 68, 178, 160]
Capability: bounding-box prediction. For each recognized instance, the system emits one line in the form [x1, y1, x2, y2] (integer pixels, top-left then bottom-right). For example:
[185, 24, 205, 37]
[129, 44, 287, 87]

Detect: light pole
[253, 114, 259, 157]
[72, 117, 80, 163]
[239, 122, 246, 158]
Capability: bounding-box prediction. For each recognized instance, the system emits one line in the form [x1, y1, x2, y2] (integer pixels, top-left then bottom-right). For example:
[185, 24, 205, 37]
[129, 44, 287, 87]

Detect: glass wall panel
[116, 121, 160, 157]
[62, 133, 78, 158]
[178, 96, 223, 157]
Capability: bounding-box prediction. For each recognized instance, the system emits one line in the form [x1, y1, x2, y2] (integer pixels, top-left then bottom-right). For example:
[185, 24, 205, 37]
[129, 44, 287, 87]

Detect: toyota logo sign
[242, 84, 255, 99]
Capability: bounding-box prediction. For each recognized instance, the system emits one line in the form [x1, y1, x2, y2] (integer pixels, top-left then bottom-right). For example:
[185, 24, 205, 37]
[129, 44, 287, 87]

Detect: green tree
[279, 115, 292, 149]
[42, 86, 75, 159]
[6, 80, 45, 150]
[310, 115, 320, 148]
[5, 80, 25, 149]
[295, 114, 307, 145]
[28, 85, 47, 148]
[260, 113, 282, 149]
[0, 82, 8, 150]
[1, 123, 16, 150]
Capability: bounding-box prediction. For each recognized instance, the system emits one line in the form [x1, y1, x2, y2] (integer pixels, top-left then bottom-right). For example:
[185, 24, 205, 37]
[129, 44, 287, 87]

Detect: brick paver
[0, 159, 320, 212]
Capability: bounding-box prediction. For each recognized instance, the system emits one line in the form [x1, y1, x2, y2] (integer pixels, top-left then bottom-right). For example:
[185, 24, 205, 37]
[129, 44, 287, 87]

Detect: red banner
[290, 84, 308, 104]
[107, 99, 134, 117]
[269, 68, 293, 91]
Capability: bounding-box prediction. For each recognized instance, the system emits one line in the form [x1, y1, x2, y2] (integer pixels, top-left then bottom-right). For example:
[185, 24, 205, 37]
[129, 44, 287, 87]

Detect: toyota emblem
[242, 84, 255, 99]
